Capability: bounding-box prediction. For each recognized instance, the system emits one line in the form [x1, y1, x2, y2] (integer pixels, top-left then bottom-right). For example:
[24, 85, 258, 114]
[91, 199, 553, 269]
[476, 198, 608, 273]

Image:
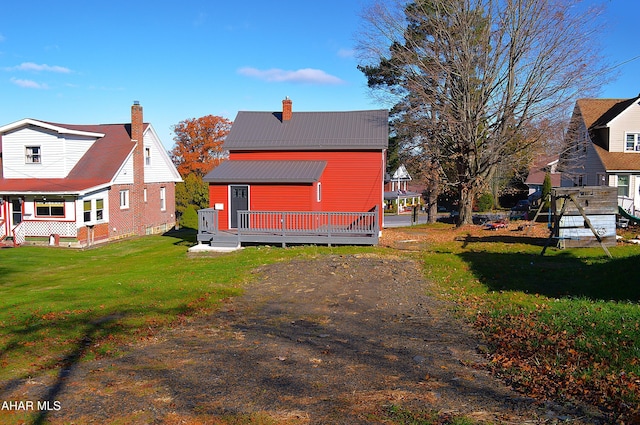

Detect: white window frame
[119, 190, 130, 209]
[625, 133, 640, 152]
[83, 200, 92, 223]
[160, 187, 166, 211]
[144, 147, 151, 166]
[617, 175, 630, 197]
[96, 199, 104, 221]
[316, 182, 322, 202]
[25, 146, 41, 164]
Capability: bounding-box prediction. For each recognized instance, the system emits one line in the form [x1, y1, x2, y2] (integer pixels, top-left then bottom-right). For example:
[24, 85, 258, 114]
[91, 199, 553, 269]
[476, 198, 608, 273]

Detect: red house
[198, 98, 388, 248]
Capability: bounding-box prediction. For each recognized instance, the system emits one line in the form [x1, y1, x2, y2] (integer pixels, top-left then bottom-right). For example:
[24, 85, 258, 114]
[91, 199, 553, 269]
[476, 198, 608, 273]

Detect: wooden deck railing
[238, 209, 378, 236]
[197, 207, 379, 247]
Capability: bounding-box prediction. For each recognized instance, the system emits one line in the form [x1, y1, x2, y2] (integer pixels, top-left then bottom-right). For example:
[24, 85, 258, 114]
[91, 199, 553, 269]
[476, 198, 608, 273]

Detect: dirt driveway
[7, 251, 593, 424]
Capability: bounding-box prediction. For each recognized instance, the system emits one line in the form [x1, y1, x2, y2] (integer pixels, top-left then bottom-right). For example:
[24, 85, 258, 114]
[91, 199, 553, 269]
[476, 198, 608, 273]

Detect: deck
[195, 208, 379, 250]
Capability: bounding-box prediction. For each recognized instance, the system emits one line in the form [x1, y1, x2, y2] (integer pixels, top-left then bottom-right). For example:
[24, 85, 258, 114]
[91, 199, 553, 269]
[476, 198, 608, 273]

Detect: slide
[618, 206, 640, 225]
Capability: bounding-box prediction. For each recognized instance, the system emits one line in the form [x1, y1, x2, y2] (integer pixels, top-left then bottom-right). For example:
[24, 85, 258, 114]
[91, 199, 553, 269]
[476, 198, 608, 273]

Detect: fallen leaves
[475, 306, 640, 423]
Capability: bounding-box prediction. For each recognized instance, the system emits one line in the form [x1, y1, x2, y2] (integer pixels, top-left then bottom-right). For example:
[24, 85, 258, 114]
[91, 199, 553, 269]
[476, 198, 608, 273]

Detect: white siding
[142, 126, 182, 183]
[76, 189, 110, 229]
[561, 121, 605, 187]
[112, 154, 134, 184]
[609, 102, 640, 153]
[2, 126, 96, 179]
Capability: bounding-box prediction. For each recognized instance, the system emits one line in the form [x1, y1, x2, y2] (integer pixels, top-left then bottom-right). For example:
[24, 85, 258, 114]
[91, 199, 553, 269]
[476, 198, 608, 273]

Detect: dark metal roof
[224, 109, 389, 151]
[203, 160, 327, 183]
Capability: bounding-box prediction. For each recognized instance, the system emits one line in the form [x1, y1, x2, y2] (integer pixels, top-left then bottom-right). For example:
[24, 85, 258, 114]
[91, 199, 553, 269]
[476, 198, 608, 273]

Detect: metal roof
[224, 109, 389, 151]
[203, 160, 327, 183]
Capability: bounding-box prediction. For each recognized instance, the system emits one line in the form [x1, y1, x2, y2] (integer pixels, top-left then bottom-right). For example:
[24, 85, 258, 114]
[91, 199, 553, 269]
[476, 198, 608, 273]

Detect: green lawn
[420, 229, 640, 420]
[0, 230, 364, 382]
[2, 226, 640, 423]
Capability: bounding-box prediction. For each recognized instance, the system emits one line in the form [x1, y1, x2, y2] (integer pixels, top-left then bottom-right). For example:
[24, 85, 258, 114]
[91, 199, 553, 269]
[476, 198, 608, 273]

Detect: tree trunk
[427, 190, 438, 223]
[458, 185, 475, 226]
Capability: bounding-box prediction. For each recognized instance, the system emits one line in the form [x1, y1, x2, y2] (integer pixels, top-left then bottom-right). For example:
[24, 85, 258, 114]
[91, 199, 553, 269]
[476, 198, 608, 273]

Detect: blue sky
[1, 0, 638, 150]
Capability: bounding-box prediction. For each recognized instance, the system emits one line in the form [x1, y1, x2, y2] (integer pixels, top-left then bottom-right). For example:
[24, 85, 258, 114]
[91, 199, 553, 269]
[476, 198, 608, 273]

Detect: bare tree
[358, 0, 609, 225]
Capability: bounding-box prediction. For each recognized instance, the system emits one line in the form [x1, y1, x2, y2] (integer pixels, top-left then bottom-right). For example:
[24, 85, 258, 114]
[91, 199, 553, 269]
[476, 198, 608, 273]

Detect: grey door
[230, 185, 248, 228]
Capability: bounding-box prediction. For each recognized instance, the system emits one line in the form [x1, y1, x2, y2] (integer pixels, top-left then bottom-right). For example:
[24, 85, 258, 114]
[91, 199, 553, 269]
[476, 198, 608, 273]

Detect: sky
[1, 0, 639, 150]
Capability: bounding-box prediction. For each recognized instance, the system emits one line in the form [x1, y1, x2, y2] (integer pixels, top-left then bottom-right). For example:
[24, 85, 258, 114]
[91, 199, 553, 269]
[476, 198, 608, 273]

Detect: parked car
[511, 200, 531, 211]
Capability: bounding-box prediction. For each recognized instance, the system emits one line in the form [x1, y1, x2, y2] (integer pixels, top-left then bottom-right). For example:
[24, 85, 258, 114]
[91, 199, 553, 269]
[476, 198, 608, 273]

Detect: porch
[1, 220, 77, 246]
[194, 208, 379, 251]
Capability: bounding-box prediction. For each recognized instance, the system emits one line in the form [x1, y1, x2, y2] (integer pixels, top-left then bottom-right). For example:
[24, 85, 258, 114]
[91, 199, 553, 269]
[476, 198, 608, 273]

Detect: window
[120, 190, 129, 209]
[597, 173, 607, 186]
[625, 133, 640, 151]
[618, 175, 630, 197]
[25, 146, 41, 163]
[96, 199, 104, 220]
[145, 147, 151, 166]
[84, 200, 92, 222]
[143, 188, 147, 203]
[317, 182, 322, 202]
[36, 199, 64, 217]
[160, 187, 166, 211]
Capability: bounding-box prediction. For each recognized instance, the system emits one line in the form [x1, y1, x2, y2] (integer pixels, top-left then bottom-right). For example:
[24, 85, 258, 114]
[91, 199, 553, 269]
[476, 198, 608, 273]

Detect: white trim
[607, 98, 640, 128]
[0, 118, 105, 138]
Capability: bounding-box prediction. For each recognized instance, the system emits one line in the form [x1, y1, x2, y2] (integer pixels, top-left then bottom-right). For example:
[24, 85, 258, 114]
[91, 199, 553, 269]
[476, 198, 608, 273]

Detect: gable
[224, 109, 389, 151]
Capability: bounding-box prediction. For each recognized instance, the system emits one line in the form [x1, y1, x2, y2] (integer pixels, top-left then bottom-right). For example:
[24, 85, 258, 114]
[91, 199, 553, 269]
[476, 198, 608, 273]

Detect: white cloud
[238, 67, 344, 85]
[10, 77, 49, 89]
[8, 62, 71, 73]
[337, 48, 355, 58]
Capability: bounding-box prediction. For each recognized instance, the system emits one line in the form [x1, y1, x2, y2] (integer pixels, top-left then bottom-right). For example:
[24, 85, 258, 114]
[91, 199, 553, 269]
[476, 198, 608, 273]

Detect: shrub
[180, 205, 199, 230]
[476, 193, 494, 212]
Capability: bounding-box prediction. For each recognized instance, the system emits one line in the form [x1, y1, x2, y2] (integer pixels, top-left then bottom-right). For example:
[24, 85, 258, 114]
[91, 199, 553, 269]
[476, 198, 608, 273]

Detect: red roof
[0, 122, 146, 194]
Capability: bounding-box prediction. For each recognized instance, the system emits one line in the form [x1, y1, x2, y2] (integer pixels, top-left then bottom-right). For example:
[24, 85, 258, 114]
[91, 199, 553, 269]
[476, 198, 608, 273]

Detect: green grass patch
[379, 404, 476, 425]
[421, 231, 640, 420]
[0, 230, 378, 381]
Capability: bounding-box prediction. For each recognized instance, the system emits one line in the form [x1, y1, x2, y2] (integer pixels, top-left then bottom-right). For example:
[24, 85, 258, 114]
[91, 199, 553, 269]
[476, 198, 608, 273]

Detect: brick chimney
[131, 101, 145, 235]
[282, 97, 292, 121]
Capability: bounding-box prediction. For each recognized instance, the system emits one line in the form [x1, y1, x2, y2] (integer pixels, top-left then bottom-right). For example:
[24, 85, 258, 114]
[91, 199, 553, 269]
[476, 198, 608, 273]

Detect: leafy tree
[542, 172, 552, 209]
[175, 173, 209, 219]
[170, 115, 232, 178]
[357, 0, 608, 225]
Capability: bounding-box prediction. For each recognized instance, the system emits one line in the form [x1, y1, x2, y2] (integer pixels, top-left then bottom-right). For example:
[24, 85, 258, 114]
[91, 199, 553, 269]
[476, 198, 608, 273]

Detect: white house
[0, 102, 182, 247]
[560, 95, 640, 218]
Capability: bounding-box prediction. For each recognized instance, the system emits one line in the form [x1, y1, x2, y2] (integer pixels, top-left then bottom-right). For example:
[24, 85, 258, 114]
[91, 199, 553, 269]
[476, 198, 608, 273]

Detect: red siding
[210, 183, 316, 230]
[210, 150, 385, 230]
[230, 150, 384, 217]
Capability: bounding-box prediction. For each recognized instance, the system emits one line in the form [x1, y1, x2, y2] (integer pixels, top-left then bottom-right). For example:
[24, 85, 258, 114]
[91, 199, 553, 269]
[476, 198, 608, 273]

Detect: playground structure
[542, 187, 618, 258]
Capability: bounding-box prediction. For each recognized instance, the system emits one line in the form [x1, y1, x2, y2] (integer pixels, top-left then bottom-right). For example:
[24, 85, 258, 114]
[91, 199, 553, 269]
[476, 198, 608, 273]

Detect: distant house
[560, 95, 640, 217]
[384, 164, 423, 212]
[525, 155, 561, 204]
[198, 98, 388, 248]
[0, 103, 182, 247]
